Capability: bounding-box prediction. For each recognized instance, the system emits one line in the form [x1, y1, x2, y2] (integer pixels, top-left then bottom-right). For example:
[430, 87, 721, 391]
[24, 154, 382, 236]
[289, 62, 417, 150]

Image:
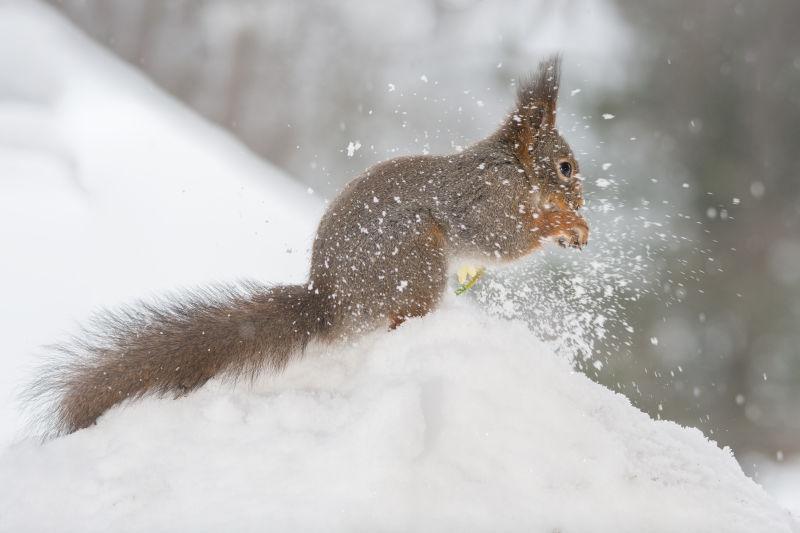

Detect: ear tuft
[516, 53, 562, 131]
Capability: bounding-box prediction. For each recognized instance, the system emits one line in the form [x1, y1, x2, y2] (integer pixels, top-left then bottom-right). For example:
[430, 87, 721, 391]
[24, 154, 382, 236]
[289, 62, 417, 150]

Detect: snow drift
[0, 2, 796, 532]
[1, 304, 796, 532]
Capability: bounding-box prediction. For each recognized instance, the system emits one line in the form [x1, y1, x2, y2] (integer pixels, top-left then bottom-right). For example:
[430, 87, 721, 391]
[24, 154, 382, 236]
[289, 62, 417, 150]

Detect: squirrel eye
[558, 161, 573, 179]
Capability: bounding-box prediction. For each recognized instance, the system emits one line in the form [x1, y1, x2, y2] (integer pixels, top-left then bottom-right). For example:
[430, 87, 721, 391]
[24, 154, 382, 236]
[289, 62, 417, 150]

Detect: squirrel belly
[28, 55, 588, 436]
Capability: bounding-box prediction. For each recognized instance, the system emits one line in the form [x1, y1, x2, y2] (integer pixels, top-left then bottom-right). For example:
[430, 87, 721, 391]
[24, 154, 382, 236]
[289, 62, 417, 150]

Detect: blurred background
[40, 0, 800, 474]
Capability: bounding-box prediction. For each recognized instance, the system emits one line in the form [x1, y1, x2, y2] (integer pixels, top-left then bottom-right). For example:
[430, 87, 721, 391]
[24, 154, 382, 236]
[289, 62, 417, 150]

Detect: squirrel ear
[517, 54, 561, 131]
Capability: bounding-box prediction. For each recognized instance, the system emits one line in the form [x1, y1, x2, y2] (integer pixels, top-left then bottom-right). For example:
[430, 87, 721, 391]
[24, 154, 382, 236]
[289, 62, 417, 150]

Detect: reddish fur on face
[523, 207, 590, 253]
[546, 179, 585, 212]
[496, 54, 588, 256]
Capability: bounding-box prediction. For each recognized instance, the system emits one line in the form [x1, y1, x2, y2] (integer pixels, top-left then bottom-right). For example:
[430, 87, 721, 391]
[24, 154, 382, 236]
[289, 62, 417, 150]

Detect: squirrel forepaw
[555, 218, 589, 250]
[534, 208, 590, 250]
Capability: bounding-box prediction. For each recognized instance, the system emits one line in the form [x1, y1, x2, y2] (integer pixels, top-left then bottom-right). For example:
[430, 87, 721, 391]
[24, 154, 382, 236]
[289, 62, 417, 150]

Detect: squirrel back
[29, 55, 588, 436]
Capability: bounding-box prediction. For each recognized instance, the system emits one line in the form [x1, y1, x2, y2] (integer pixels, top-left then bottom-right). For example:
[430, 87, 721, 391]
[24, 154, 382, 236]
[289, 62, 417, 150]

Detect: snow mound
[0, 303, 795, 532]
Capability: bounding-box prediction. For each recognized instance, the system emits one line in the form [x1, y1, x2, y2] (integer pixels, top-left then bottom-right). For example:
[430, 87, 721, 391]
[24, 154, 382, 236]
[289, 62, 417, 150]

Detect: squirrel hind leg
[389, 313, 406, 330]
[387, 284, 443, 330]
[325, 218, 448, 334]
[387, 297, 440, 331]
[388, 307, 431, 330]
[386, 224, 448, 331]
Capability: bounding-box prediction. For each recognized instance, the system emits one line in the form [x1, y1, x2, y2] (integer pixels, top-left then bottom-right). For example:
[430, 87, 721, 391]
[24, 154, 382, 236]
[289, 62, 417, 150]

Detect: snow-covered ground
[754, 457, 800, 518]
[0, 2, 796, 531]
[1, 306, 796, 532]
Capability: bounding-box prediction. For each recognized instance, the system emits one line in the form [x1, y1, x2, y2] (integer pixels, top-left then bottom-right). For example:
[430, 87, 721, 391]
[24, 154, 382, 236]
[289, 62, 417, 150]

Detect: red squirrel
[30, 55, 588, 436]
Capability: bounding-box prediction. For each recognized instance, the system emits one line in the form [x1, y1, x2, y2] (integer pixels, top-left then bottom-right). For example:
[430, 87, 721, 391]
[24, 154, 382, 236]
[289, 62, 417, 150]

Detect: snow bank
[0, 1, 320, 443]
[0, 303, 795, 532]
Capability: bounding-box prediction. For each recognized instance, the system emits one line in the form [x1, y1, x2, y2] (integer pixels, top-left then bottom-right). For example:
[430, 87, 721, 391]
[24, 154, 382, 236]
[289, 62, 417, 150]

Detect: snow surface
[0, 2, 797, 532]
[1, 306, 796, 532]
[756, 458, 800, 518]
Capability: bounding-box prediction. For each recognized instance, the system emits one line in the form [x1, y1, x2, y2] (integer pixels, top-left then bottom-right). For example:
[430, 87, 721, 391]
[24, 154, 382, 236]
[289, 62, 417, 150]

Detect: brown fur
[28, 55, 588, 436]
[29, 284, 331, 435]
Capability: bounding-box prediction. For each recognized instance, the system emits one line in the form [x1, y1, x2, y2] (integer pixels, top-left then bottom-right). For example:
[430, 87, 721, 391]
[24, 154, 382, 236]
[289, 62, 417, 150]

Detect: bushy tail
[27, 283, 331, 437]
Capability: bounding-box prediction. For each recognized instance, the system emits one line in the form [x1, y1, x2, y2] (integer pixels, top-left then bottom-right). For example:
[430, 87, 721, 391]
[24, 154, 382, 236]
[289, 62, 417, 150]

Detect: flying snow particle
[387, 83, 396, 92]
[420, 75, 428, 83]
[750, 181, 765, 198]
[570, 88, 581, 96]
[397, 280, 409, 292]
[346, 141, 362, 157]
[601, 163, 612, 171]
[602, 113, 615, 120]
[650, 337, 659, 346]
[595, 178, 611, 189]
[306, 187, 314, 195]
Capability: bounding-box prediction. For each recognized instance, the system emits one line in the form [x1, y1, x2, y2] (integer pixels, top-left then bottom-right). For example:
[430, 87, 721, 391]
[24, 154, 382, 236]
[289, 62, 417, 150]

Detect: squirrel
[28, 55, 588, 436]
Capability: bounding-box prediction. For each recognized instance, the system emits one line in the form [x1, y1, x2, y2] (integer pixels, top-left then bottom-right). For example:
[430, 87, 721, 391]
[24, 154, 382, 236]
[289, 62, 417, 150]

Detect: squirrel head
[500, 55, 584, 213]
